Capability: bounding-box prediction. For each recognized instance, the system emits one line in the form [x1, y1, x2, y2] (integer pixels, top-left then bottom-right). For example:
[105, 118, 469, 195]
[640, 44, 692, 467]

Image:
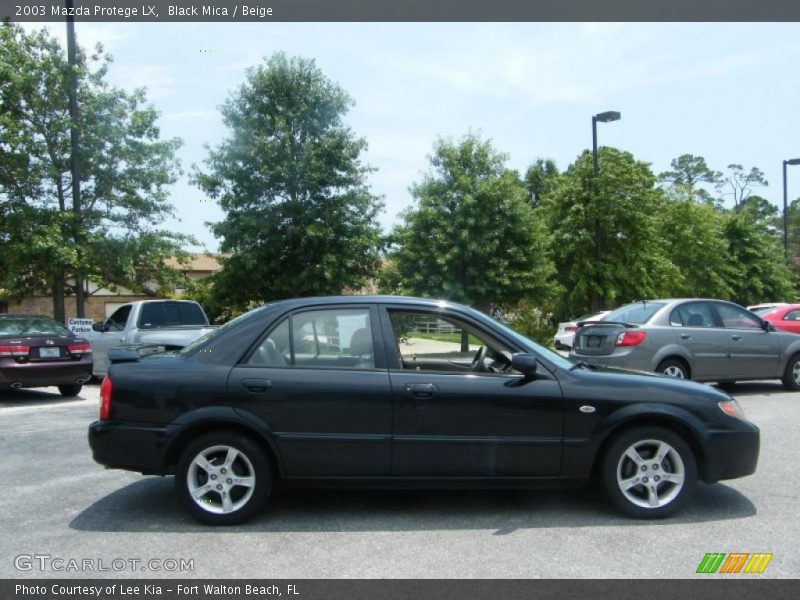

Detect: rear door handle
[405, 383, 438, 397]
[680, 334, 691, 340]
[731, 335, 742, 341]
[242, 378, 272, 393]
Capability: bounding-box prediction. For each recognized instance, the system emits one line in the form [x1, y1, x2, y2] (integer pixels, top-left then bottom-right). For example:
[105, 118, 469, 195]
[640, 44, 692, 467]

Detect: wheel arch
[164, 409, 284, 481]
[590, 410, 707, 482]
[653, 352, 692, 379]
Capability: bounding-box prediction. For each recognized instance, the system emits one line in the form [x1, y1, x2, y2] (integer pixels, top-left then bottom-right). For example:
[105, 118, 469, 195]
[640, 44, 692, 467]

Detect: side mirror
[762, 320, 776, 332]
[91, 322, 106, 332]
[512, 353, 539, 378]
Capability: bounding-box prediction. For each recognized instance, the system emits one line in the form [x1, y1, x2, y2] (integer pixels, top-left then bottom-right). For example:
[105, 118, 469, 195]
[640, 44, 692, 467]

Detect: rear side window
[670, 302, 717, 328]
[603, 302, 665, 324]
[139, 302, 207, 329]
[784, 310, 800, 322]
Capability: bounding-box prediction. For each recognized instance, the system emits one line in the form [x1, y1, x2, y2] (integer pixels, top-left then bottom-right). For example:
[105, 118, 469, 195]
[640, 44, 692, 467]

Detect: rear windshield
[0, 316, 70, 336]
[138, 302, 208, 329]
[603, 302, 665, 325]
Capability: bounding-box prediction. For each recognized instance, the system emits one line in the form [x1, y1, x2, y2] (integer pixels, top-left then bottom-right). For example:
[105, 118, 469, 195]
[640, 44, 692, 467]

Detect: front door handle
[405, 383, 438, 397]
[731, 335, 742, 341]
[680, 334, 691, 340]
[242, 378, 272, 393]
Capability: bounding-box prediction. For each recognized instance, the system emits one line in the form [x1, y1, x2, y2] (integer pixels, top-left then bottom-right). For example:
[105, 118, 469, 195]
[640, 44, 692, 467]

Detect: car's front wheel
[600, 426, 697, 518]
[782, 354, 800, 391]
[176, 432, 271, 525]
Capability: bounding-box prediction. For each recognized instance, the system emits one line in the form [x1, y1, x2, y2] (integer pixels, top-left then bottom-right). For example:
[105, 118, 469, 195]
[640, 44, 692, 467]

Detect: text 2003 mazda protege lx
[88, 296, 759, 525]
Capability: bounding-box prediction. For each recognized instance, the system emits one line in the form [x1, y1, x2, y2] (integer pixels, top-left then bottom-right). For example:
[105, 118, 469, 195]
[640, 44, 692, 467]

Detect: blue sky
[26, 22, 800, 250]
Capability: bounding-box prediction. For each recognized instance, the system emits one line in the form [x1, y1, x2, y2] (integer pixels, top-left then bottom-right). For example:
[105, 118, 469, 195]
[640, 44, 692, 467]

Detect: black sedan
[0, 314, 93, 396]
[88, 296, 759, 524]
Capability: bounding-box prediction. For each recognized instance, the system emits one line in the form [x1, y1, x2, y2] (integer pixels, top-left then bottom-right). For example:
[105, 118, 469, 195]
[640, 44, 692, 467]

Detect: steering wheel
[470, 345, 488, 372]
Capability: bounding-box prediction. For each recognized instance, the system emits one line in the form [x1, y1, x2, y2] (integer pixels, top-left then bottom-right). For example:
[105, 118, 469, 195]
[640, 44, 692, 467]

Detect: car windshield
[603, 302, 666, 324]
[467, 306, 574, 370]
[753, 307, 775, 316]
[0, 316, 70, 336]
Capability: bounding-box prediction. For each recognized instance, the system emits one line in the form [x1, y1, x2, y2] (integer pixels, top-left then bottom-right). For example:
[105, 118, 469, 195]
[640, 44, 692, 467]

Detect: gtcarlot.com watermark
[14, 554, 194, 573]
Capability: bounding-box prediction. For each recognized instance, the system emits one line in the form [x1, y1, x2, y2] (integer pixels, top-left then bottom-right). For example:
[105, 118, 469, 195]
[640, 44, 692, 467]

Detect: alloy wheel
[186, 445, 256, 515]
[616, 439, 685, 509]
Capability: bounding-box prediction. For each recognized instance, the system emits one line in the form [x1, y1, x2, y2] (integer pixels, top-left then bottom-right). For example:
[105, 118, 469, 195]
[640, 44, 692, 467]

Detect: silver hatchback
[571, 299, 800, 389]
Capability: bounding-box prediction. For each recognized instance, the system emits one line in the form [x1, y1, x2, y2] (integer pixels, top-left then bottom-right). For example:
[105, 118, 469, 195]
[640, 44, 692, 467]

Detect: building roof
[165, 253, 225, 273]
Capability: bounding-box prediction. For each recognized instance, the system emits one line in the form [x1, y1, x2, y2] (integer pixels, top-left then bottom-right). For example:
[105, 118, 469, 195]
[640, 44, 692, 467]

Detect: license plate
[587, 336, 602, 348]
[39, 347, 61, 358]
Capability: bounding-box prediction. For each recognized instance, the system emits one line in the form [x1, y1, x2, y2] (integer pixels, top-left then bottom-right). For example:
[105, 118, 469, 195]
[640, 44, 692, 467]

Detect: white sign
[68, 318, 94, 335]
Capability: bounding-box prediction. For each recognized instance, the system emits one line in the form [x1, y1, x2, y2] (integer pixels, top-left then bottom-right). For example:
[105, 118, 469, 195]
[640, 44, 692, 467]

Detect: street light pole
[591, 111, 621, 311]
[66, 0, 85, 318]
[784, 158, 800, 260]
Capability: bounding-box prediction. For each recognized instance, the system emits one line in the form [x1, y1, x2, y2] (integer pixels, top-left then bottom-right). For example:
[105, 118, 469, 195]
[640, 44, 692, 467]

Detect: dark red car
[760, 304, 800, 335]
[0, 314, 93, 396]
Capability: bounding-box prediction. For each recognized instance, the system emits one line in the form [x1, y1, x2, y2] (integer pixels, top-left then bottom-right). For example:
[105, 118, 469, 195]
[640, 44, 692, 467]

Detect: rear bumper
[570, 348, 653, 372]
[88, 420, 176, 475]
[0, 359, 93, 389]
[701, 423, 760, 483]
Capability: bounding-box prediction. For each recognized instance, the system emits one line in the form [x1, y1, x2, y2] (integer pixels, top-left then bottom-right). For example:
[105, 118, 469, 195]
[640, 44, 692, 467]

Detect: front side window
[105, 305, 132, 332]
[387, 310, 513, 374]
[715, 304, 762, 329]
[247, 308, 375, 370]
[670, 302, 717, 328]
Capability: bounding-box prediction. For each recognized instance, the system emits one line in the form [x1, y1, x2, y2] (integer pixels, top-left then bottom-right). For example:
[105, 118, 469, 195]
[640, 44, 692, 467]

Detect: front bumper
[88, 420, 177, 475]
[701, 423, 760, 483]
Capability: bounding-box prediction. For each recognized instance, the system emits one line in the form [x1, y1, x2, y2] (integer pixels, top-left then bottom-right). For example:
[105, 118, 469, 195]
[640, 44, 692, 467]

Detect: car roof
[264, 295, 469, 310]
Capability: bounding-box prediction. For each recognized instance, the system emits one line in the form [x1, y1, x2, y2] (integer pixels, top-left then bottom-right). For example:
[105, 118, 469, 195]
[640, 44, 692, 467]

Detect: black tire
[58, 384, 82, 397]
[175, 431, 271, 525]
[600, 426, 697, 518]
[656, 358, 689, 380]
[782, 354, 800, 391]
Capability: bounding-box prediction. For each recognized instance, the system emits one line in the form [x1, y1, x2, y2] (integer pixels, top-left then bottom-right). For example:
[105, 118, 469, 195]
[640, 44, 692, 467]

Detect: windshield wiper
[570, 360, 598, 371]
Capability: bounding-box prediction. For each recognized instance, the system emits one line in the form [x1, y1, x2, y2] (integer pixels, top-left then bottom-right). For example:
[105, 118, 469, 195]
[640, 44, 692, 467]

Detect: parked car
[86, 299, 216, 377]
[0, 314, 92, 396]
[89, 296, 759, 524]
[760, 304, 800, 335]
[554, 311, 610, 350]
[571, 299, 800, 389]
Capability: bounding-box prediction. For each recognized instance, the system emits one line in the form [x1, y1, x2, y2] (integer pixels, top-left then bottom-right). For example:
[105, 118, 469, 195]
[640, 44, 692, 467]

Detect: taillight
[615, 331, 647, 347]
[68, 342, 92, 354]
[0, 344, 30, 357]
[565, 326, 577, 333]
[99, 376, 112, 420]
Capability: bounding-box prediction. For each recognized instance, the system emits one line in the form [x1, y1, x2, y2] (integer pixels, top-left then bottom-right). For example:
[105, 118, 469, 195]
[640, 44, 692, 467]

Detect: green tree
[544, 148, 677, 317]
[721, 211, 794, 304]
[524, 158, 560, 206]
[658, 154, 721, 205]
[195, 53, 383, 310]
[717, 164, 768, 210]
[384, 133, 558, 311]
[0, 24, 189, 321]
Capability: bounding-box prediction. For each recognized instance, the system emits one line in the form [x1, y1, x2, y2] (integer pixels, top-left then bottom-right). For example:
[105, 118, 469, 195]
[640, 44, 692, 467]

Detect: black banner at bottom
[2, 579, 799, 600]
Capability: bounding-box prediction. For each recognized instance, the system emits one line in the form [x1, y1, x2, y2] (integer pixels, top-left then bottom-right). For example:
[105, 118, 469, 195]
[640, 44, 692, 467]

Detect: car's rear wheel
[657, 358, 688, 379]
[176, 432, 271, 525]
[600, 426, 697, 518]
[782, 354, 800, 391]
[58, 384, 82, 397]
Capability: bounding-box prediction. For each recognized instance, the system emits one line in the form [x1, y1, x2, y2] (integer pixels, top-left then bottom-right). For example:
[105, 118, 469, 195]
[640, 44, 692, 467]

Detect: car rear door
[777, 308, 800, 334]
[668, 301, 729, 380]
[380, 306, 564, 477]
[712, 302, 781, 379]
[227, 304, 392, 477]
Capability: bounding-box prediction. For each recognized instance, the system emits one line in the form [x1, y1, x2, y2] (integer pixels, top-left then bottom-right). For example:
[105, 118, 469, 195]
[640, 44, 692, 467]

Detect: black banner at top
[2, 0, 800, 22]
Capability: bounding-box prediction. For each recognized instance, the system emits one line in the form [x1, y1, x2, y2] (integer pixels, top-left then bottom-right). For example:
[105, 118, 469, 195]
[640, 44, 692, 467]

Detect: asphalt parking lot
[1, 381, 798, 579]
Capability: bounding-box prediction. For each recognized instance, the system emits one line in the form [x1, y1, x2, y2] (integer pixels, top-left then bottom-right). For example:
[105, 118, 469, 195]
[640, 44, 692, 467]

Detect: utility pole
[66, 0, 85, 317]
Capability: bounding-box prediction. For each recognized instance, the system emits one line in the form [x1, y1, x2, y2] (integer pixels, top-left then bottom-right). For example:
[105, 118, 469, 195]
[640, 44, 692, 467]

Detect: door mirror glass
[511, 353, 538, 377]
[763, 320, 776, 332]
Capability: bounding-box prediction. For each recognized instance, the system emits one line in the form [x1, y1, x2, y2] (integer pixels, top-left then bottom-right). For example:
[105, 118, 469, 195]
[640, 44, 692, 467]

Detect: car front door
[227, 304, 392, 477]
[668, 301, 729, 380]
[712, 302, 781, 379]
[90, 304, 132, 374]
[380, 306, 564, 477]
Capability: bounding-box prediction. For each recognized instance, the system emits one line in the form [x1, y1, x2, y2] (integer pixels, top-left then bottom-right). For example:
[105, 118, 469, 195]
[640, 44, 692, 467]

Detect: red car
[760, 304, 800, 335]
[0, 314, 93, 396]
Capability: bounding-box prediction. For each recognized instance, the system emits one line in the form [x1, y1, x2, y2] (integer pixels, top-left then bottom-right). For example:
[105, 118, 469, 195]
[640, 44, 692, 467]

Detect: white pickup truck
[86, 299, 216, 377]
